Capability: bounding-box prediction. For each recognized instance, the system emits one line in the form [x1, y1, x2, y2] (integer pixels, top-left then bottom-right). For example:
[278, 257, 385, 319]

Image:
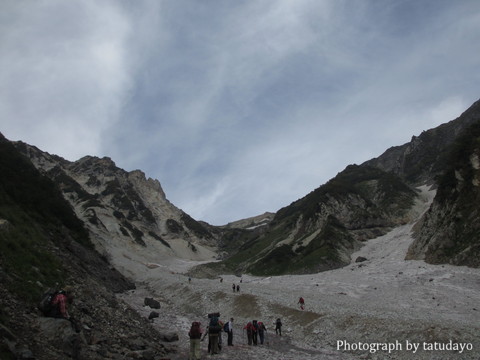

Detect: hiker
[275, 318, 282, 336]
[188, 321, 203, 360]
[258, 321, 267, 344]
[218, 319, 224, 352]
[244, 321, 254, 345]
[236, 284, 240, 292]
[225, 317, 234, 346]
[207, 314, 221, 354]
[252, 320, 258, 345]
[232, 283, 236, 292]
[298, 296, 305, 310]
[49, 288, 74, 319]
[43, 287, 81, 333]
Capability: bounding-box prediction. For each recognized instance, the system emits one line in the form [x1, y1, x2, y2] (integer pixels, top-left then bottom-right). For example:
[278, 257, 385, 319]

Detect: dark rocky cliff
[0, 133, 174, 359]
[407, 120, 480, 267]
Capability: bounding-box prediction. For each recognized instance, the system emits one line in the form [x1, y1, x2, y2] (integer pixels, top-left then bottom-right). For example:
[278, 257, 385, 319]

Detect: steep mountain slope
[197, 164, 418, 276]
[13, 143, 221, 278]
[0, 133, 173, 359]
[364, 99, 480, 185]
[407, 120, 480, 266]
[196, 99, 480, 276]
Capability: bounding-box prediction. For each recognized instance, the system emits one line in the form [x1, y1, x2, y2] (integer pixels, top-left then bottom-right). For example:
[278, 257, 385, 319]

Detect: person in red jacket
[244, 322, 254, 345]
[298, 297, 305, 310]
[188, 321, 203, 360]
[50, 288, 74, 319]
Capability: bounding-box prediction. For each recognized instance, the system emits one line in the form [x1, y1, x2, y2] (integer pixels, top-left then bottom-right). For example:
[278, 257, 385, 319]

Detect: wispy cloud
[0, 0, 131, 159]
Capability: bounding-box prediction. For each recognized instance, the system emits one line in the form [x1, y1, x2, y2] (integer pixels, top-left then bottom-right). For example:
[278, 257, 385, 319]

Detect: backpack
[208, 316, 221, 334]
[223, 322, 229, 333]
[38, 289, 58, 316]
[189, 322, 201, 339]
[209, 316, 218, 327]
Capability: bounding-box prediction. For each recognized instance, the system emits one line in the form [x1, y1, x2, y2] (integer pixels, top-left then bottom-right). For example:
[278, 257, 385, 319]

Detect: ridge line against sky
[1, 0, 480, 225]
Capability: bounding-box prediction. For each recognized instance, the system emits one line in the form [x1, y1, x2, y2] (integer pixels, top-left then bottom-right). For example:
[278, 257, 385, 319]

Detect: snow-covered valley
[118, 187, 480, 359]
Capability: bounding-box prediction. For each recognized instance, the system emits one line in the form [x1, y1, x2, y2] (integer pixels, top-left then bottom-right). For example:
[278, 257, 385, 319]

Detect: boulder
[144, 297, 160, 309]
[159, 331, 179, 342]
[37, 317, 85, 359]
[148, 311, 159, 320]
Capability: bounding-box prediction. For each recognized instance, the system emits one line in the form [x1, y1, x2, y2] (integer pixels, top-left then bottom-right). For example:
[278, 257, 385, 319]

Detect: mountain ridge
[7, 98, 480, 279]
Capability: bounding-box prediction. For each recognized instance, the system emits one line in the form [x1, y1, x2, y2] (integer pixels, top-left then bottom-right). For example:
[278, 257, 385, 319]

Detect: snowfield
[118, 187, 480, 359]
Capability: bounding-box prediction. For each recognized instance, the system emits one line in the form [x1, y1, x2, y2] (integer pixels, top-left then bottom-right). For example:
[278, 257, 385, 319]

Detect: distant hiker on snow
[244, 321, 254, 345]
[236, 284, 240, 292]
[188, 321, 203, 360]
[298, 296, 305, 310]
[275, 318, 282, 336]
[225, 317, 234, 346]
[252, 320, 259, 345]
[232, 283, 236, 292]
[205, 313, 222, 355]
[258, 321, 267, 344]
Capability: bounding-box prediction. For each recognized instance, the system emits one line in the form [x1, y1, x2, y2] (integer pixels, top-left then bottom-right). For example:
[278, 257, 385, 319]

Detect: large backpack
[38, 289, 58, 316]
[208, 316, 221, 334]
[189, 322, 201, 339]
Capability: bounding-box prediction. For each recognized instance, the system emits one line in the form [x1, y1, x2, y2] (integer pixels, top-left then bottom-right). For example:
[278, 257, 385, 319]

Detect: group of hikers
[188, 314, 284, 359]
[40, 284, 302, 360]
[187, 313, 233, 359]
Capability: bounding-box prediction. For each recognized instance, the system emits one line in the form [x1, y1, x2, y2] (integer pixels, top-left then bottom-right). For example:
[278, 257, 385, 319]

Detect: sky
[1, 0, 480, 225]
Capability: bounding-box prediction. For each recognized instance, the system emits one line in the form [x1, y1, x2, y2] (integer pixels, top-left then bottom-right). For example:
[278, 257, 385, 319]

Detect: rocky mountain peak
[13, 143, 220, 279]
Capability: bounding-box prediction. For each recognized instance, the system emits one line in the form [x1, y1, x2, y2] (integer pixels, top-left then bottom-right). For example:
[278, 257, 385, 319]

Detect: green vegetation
[0, 205, 65, 302]
[181, 212, 213, 239]
[275, 165, 415, 225]
[166, 218, 184, 233]
[148, 231, 171, 248]
[0, 135, 90, 302]
[247, 215, 349, 275]
[197, 164, 417, 276]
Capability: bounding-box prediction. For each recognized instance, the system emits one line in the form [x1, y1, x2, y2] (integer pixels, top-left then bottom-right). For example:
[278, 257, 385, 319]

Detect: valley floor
[119, 187, 480, 359]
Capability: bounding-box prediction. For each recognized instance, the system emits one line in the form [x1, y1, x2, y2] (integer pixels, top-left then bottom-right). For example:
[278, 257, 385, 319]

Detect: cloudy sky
[1, 0, 480, 225]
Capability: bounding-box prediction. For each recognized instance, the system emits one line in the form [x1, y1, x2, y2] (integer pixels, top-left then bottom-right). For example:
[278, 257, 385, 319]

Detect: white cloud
[0, 0, 132, 160]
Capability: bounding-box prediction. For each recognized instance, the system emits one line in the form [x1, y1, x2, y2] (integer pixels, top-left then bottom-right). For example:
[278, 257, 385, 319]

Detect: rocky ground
[118, 187, 480, 360]
[3, 187, 478, 359]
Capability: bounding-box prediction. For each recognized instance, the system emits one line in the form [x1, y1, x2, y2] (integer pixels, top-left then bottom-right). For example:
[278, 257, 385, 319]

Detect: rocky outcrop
[13, 143, 220, 277]
[365, 99, 480, 185]
[407, 120, 480, 267]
